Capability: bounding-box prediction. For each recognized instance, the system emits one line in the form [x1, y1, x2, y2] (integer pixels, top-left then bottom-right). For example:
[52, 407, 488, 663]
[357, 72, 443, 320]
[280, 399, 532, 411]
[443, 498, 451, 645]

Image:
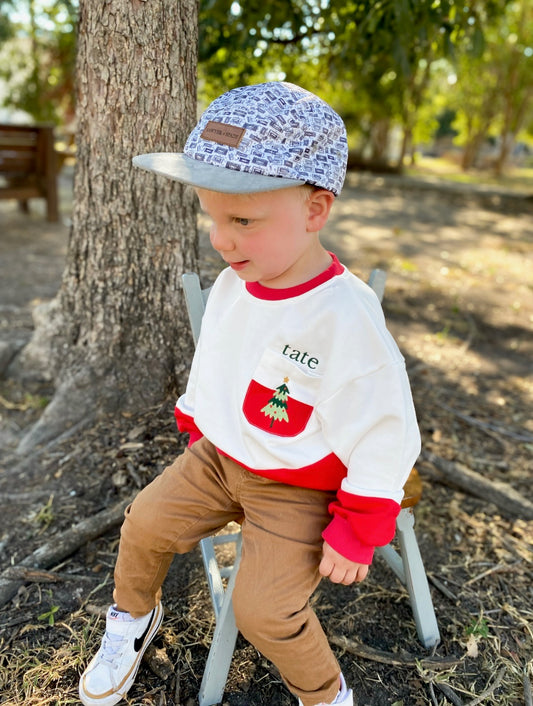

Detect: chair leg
[395, 508, 440, 648]
[198, 538, 242, 706]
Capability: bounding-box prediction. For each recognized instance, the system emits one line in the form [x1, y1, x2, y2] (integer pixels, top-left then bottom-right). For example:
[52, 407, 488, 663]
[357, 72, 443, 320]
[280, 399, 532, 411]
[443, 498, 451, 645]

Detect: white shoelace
[100, 632, 126, 667]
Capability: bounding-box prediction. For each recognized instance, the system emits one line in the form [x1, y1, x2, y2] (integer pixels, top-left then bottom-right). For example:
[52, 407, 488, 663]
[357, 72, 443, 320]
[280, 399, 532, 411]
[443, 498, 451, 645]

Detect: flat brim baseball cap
[133, 152, 304, 194]
[133, 82, 348, 196]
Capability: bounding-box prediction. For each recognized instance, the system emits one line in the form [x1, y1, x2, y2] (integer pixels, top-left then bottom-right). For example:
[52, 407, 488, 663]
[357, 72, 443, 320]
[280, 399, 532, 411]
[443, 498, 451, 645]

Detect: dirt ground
[0, 169, 532, 706]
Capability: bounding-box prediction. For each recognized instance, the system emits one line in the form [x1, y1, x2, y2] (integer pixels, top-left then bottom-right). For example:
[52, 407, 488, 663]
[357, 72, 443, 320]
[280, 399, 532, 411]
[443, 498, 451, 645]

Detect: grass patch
[0, 613, 100, 705]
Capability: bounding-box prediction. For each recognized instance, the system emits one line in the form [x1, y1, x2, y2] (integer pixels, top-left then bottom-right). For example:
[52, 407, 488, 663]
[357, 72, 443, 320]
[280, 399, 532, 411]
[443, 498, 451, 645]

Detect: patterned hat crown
[133, 82, 348, 196]
[184, 82, 347, 196]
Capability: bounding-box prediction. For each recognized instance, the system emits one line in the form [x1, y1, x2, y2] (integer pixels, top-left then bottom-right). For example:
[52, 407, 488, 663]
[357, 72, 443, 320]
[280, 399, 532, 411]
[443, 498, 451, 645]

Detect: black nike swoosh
[134, 609, 155, 652]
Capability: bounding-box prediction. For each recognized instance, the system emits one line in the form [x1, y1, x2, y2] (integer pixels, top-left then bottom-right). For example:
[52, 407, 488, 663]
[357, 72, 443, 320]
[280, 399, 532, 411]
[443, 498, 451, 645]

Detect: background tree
[3, 1, 526, 173]
[0, 0, 77, 124]
[491, 0, 533, 176]
[8, 0, 530, 450]
[450, 0, 533, 173]
[197, 0, 512, 169]
[0, 0, 14, 43]
[18, 0, 199, 452]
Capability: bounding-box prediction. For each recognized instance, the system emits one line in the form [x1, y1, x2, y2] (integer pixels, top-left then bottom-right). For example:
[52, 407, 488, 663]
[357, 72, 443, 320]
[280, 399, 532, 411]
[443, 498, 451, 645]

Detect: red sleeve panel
[174, 406, 204, 446]
[322, 489, 401, 564]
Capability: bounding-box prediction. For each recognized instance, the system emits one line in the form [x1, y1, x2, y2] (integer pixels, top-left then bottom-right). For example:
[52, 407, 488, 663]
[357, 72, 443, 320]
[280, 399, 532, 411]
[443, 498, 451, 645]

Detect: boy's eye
[235, 217, 251, 226]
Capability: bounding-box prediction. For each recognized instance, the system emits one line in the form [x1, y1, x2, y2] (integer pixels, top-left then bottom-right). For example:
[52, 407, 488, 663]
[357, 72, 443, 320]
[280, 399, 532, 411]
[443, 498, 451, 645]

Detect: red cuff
[322, 516, 375, 564]
[322, 489, 401, 563]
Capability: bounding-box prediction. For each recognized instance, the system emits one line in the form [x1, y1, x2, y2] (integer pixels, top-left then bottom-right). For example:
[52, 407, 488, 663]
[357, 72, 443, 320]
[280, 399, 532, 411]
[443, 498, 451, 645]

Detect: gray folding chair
[181, 269, 440, 706]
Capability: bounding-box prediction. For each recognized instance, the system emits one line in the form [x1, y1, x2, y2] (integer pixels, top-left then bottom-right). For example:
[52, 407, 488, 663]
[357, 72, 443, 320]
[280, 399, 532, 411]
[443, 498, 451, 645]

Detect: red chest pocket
[242, 349, 321, 438]
[243, 379, 315, 437]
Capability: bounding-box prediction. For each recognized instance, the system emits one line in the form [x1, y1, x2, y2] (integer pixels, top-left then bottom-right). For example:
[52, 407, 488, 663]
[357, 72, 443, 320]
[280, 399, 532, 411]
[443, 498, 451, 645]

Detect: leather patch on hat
[201, 121, 245, 148]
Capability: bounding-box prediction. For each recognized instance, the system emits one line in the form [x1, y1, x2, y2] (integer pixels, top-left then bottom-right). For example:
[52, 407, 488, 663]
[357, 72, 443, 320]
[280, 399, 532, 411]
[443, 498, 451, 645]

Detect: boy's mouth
[228, 260, 249, 271]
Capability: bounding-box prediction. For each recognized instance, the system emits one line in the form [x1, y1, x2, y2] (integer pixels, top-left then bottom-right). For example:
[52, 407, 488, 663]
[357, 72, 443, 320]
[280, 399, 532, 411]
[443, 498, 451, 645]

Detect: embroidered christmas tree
[261, 377, 290, 428]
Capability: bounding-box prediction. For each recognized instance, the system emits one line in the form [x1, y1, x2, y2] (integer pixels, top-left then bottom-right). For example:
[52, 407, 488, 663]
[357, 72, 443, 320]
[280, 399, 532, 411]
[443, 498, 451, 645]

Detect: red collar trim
[245, 253, 344, 301]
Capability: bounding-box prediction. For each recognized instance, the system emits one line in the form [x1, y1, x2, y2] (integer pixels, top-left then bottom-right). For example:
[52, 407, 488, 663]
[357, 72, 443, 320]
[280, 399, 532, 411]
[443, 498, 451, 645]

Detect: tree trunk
[461, 132, 484, 171]
[398, 125, 410, 168]
[369, 118, 391, 163]
[493, 132, 515, 177]
[17, 0, 198, 452]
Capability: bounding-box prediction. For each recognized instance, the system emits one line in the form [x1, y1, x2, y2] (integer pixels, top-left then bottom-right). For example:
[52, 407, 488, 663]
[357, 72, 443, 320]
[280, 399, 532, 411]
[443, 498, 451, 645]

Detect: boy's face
[196, 186, 333, 289]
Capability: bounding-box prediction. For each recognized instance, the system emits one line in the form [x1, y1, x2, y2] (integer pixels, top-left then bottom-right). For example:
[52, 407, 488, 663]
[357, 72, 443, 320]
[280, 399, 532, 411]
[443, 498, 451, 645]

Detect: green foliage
[198, 0, 333, 102]
[465, 616, 490, 639]
[38, 604, 60, 627]
[0, 1, 15, 43]
[33, 494, 55, 531]
[198, 0, 514, 167]
[0, 0, 77, 124]
[448, 0, 533, 171]
[435, 108, 458, 140]
[2, 0, 527, 173]
[37, 590, 60, 626]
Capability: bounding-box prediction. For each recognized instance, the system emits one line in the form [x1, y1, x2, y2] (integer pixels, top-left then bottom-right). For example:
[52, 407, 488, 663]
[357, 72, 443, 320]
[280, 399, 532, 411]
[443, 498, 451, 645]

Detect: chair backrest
[181, 273, 211, 346]
[182, 268, 387, 347]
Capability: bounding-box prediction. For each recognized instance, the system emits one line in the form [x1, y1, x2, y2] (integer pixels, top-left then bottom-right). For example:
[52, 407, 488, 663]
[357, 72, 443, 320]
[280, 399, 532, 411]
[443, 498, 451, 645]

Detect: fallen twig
[466, 665, 506, 705]
[524, 670, 533, 706]
[3, 566, 97, 583]
[435, 681, 464, 706]
[421, 451, 533, 520]
[440, 403, 533, 443]
[0, 496, 134, 608]
[0, 490, 56, 504]
[0, 393, 31, 410]
[428, 573, 458, 601]
[4, 567, 67, 583]
[84, 603, 108, 618]
[428, 681, 439, 706]
[329, 634, 462, 669]
[464, 560, 523, 586]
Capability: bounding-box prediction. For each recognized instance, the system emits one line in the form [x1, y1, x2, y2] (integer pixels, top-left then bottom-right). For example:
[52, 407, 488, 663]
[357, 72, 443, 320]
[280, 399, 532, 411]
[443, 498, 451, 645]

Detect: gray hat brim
[132, 153, 305, 193]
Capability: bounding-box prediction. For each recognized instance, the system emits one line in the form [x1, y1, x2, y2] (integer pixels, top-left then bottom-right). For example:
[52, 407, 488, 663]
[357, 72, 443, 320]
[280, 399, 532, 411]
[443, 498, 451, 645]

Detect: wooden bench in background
[0, 124, 59, 222]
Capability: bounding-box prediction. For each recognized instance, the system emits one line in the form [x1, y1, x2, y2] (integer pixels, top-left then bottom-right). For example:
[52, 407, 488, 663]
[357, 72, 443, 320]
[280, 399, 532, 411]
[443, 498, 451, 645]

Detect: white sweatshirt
[176, 254, 421, 563]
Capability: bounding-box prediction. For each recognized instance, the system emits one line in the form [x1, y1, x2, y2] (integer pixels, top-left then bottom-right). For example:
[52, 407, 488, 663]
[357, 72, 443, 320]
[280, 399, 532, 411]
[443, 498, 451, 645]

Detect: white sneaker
[298, 673, 354, 706]
[79, 602, 163, 706]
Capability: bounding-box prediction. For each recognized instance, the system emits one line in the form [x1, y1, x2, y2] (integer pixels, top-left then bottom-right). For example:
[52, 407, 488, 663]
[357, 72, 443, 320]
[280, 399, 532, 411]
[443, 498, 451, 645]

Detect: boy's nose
[210, 225, 235, 253]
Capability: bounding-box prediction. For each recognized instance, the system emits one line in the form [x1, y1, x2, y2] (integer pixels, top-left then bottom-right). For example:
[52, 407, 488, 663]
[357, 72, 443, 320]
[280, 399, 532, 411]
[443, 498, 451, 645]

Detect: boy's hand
[319, 541, 369, 585]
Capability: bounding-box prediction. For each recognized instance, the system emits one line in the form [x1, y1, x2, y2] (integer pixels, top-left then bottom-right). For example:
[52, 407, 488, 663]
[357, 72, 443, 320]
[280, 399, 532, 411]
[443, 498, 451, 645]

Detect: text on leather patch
[201, 121, 246, 147]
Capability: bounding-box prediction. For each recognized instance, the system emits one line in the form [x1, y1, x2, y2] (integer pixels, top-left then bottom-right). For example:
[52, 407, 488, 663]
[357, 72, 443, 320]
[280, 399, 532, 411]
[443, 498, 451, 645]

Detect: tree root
[16, 373, 96, 455]
[328, 634, 462, 669]
[0, 496, 133, 608]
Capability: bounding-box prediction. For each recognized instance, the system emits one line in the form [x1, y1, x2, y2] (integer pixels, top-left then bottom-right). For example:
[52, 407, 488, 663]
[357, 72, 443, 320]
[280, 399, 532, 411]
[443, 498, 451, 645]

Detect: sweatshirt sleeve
[174, 325, 204, 446]
[318, 360, 421, 563]
[322, 492, 401, 564]
[174, 400, 203, 445]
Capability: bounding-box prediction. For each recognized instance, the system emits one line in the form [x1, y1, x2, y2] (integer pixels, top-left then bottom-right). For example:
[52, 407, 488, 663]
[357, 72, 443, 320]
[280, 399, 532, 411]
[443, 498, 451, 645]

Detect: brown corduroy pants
[113, 437, 341, 705]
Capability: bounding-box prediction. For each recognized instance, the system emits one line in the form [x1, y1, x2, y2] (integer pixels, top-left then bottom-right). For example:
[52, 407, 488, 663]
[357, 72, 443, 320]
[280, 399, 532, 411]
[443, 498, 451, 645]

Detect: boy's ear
[306, 189, 336, 232]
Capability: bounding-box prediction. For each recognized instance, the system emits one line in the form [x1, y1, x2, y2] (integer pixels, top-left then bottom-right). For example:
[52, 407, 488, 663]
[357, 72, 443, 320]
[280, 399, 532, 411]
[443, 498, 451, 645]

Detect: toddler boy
[79, 82, 421, 706]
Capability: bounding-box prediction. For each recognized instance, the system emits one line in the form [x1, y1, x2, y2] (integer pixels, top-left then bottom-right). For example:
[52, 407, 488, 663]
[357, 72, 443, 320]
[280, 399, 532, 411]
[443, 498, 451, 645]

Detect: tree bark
[18, 0, 198, 452]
